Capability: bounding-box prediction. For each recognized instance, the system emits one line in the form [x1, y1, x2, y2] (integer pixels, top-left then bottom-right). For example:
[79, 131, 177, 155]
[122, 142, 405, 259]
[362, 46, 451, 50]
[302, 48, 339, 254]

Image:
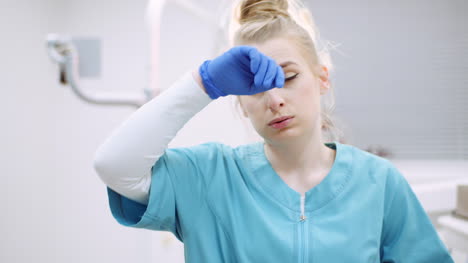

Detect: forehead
[250, 37, 304, 67]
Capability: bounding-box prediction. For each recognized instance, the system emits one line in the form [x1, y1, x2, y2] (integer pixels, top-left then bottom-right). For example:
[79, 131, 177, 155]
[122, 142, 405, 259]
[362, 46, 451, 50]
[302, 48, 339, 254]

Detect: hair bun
[239, 0, 290, 24]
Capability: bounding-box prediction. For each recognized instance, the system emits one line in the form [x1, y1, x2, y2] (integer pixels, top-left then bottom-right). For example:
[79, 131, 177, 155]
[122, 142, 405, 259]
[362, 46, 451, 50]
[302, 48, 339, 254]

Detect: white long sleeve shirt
[93, 71, 213, 205]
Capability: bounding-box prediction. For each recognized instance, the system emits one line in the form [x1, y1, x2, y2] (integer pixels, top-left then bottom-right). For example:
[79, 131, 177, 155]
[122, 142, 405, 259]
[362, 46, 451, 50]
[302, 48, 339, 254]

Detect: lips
[268, 116, 294, 125]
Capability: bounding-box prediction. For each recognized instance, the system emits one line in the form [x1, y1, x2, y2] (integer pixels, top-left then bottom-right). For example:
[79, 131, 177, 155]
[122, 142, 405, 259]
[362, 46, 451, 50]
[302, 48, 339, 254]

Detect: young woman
[93, 0, 454, 262]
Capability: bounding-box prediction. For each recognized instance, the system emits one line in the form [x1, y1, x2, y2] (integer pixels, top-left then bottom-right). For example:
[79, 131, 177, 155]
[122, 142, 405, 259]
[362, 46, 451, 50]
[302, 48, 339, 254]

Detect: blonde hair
[227, 0, 345, 143]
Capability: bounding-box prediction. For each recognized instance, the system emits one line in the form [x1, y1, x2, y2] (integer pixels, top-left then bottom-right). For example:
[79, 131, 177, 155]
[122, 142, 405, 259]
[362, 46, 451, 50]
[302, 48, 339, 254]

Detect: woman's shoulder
[339, 141, 403, 183]
[340, 141, 394, 167]
[166, 141, 257, 161]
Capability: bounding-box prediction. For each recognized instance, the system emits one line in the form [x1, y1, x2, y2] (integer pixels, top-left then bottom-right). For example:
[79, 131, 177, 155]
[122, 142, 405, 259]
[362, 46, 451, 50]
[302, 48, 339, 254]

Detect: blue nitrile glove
[199, 45, 285, 100]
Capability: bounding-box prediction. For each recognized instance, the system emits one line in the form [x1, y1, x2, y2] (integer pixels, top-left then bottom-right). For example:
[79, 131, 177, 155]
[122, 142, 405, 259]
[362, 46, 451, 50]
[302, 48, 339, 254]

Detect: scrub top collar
[246, 140, 354, 214]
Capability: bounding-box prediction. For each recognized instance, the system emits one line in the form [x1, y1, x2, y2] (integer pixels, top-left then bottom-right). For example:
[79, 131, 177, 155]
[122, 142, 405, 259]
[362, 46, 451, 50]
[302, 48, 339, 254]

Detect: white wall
[307, 0, 468, 159]
[1, 0, 154, 262]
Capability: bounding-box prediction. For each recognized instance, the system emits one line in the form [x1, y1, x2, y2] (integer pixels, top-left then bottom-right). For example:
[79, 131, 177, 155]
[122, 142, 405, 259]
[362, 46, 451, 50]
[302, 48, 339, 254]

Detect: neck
[263, 135, 335, 179]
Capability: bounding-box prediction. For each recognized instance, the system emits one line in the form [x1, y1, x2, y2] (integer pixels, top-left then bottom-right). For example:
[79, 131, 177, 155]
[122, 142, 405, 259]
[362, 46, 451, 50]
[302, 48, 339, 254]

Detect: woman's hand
[198, 45, 285, 100]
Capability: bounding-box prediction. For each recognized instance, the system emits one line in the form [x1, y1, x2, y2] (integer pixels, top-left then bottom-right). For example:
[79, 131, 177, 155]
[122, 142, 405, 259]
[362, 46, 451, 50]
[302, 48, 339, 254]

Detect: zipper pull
[300, 195, 307, 222]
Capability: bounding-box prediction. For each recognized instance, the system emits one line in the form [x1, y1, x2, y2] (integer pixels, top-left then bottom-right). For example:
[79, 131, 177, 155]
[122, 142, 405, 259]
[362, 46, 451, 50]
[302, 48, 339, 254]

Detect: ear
[318, 65, 330, 95]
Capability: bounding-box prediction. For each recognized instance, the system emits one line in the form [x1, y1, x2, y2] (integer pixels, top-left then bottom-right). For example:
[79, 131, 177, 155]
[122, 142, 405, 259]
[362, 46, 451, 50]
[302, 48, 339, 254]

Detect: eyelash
[285, 73, 299, 82]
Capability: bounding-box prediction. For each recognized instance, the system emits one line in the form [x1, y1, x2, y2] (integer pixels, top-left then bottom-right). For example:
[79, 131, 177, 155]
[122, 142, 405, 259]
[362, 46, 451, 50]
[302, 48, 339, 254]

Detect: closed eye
[285, 73, 299, 81]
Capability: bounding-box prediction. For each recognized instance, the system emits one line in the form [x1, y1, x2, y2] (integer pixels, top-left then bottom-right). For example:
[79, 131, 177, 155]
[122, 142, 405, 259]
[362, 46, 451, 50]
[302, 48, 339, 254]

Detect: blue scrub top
[106, 141, 454, 263]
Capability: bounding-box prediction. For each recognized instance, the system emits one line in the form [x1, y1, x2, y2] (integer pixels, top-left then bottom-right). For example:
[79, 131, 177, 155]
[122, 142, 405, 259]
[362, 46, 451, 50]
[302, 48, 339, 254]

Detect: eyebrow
[279, 61, 298, 68]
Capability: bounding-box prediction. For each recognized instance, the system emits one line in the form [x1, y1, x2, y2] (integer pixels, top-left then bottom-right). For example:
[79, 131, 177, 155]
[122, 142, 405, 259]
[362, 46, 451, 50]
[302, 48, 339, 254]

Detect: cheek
[242, 101, 266, 130]
[296, 84, 318, 103]
[294, 83, 322, 115]
[240, 98, 260, 118]
[238, 97, 249, 114]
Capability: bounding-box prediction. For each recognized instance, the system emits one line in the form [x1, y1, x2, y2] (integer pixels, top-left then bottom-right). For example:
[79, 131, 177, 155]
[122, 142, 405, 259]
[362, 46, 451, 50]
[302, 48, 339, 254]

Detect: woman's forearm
[93, 70, 212, 204]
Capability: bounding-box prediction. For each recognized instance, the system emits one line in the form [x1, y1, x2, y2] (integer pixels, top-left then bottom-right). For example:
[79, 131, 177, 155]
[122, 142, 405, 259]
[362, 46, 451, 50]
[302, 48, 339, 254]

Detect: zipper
[298, 194, 308, 263]
[300, 195, 307, 221]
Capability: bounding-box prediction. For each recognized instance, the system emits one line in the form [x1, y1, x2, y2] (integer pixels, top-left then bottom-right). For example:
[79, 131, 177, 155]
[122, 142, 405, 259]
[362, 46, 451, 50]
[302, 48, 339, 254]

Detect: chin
[265, 128, 301, 140]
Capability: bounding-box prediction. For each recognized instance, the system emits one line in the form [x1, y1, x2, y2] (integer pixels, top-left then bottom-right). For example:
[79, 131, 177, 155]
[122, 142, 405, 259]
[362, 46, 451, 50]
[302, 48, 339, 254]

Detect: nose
[265, 88, 285, 112]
